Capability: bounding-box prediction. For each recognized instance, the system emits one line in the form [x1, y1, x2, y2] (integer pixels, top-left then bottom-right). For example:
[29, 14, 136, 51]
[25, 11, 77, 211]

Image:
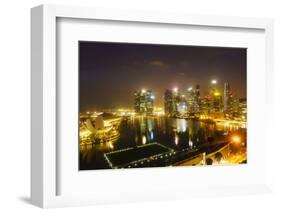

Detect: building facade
[134, 89, 154, 115]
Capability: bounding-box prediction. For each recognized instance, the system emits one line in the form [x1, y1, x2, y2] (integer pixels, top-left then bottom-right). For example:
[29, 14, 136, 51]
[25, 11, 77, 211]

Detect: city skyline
[79, 41, 246, 111]
[79, 41, 247, 170]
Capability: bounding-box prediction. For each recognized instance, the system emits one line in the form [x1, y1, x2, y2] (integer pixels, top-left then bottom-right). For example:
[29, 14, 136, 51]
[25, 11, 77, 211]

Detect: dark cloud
[149, 60, 167, 66]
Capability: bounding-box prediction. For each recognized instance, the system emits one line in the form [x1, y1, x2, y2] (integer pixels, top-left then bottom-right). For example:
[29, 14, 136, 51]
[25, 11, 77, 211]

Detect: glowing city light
[214, 91, 220, 96]
[109, 142, 114, 149]
[142, 135, 147, 144]
[211, 79, 217, 84]
[150, 131, 154, 140]
[231, 135, 241, 144]
[80, 78, 247, 168]
[189, 140, 193, 147]
[175, 135, 179, 145]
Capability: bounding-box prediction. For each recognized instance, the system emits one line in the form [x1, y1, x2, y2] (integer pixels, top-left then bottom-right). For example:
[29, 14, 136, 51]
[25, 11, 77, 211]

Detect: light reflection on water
[79, 116, 242, 170]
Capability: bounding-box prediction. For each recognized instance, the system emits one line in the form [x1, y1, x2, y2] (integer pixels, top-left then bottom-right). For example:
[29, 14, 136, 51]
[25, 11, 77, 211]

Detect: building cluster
[134, 89, 154, 115]
[134, 80, 247, 121]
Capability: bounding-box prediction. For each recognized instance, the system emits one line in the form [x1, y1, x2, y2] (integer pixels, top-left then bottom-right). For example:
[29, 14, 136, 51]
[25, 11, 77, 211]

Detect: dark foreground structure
[104, 143, 174, 168]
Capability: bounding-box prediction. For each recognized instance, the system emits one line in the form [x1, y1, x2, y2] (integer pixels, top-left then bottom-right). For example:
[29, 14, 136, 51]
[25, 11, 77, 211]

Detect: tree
[214, 152, 223, 164]
[206, 158, 213, 165]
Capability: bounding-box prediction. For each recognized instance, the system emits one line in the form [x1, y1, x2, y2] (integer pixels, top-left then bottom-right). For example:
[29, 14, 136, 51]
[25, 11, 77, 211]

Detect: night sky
[79, 41, 246, 111]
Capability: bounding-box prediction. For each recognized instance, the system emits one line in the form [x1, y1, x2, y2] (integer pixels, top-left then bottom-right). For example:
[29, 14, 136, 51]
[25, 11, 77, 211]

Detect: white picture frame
[31, 4, 274, 208]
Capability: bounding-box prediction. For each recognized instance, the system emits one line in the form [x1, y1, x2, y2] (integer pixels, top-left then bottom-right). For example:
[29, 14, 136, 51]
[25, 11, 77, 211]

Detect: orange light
[231, 135, 241, 144]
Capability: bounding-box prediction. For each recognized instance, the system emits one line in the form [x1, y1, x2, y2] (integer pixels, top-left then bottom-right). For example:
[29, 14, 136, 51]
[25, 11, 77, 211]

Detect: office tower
[195, 84, 201, 110]
[134, 89, 154, 115]
[195, 84, 200, 98]
[201, 95, 210, 115]
[177, 93, 188, 116]
[164, 88, 182, 117]
[164, 90, 174, 116]
[224, 81, 230, 112]
[186, 87, 196, 113]
[187, 84, 201, 114]
[238, 98, 247, 121]
[209, 80, 222, 114]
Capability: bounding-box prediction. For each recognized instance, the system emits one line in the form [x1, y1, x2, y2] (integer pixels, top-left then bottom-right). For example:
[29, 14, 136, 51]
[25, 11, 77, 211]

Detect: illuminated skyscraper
[134, 89, 154, 115]
[186, 85, 200, 114]
[164, 90, 174, 116]
[164, 88, 182, 117]
[186, 87, 196, 113]
[238, 98, 247, 121]
[209, 80, 222, 114]
[224, 81, 230, 112]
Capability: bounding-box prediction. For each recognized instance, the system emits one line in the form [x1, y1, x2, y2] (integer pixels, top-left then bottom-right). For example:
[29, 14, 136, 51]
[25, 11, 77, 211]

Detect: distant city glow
[214, 91, 221, 96]
[141, 89, 146, 93]
[173, 87, 178, 93]
[188, 87, 193, 91]
[211, 79, 217, 84]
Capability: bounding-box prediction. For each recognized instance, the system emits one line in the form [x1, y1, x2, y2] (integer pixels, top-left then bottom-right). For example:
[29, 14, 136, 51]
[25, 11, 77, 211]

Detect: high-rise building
[195, 84, 201, 111]
[224, 81, 230, 112]
[186, 87, 196, 113]
[195, 84, 200, 99]
[209, 80, 220, 113]
[134, 89, 154, 115]
[201, 95, 211, 116]
[164, 88, 182, 117]
[164, 90, 174, 116]
[231, 98, 239, 118]
[186, 85, 201, 114]
[238, 98, 247, 121]
[210, 86, 222, 114]
[177, 100, 188, 116]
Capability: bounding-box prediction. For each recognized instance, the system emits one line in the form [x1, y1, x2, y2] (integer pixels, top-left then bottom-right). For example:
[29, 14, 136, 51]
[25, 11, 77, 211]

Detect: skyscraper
[224, 81, 230, 112]
[186, 85, 200, 114]
[164, 90, 174, 116]
[164, 88, 182, 117]
[186, 87, 196, 113]
[195, 84, 200, 99]
[238, 98, 247, 121]
[209, 80, 222, 114]
[134, 89, 154, 115]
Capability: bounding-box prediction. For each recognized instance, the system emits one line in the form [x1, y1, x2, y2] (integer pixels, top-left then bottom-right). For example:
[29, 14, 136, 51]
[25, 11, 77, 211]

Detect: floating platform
[104, 143, 174, 169]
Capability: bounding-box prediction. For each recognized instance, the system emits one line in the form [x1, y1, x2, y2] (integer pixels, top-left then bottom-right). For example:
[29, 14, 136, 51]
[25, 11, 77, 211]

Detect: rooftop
[104, 143, 173, 168]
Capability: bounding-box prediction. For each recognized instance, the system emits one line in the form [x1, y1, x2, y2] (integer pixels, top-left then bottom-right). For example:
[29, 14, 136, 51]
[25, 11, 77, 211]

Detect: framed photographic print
[31, 4, 274, 208]
[78, 41, 247, 171]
